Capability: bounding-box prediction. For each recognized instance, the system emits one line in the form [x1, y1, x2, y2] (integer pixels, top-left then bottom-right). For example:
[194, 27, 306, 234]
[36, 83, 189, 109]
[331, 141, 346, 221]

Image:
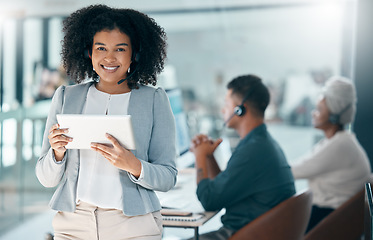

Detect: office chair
[229, 190, 312, 240]
[304, 179, 373, 240]
[364, 182, 373, 240]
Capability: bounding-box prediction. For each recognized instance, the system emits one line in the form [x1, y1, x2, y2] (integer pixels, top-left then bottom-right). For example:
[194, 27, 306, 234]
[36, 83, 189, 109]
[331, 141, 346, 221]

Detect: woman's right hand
[48, 124, 72, 161]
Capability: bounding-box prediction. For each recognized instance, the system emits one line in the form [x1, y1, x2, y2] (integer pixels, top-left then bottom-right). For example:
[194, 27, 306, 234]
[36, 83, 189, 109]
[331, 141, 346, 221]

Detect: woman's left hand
[91, 133, 141, 178]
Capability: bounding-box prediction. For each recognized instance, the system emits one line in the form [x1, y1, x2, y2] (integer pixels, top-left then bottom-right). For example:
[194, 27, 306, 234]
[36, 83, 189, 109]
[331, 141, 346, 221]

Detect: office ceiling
[0, 0, 346, 18]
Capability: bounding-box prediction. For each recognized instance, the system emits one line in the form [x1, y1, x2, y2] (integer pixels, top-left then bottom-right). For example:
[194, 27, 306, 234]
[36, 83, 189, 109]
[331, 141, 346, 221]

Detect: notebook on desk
[161, 208, 193, 217]
[162, 213, 204, 222]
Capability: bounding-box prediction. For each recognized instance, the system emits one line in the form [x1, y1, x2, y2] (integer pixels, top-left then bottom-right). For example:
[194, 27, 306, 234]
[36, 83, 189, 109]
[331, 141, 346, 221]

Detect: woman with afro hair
[36, 4, 177, 239]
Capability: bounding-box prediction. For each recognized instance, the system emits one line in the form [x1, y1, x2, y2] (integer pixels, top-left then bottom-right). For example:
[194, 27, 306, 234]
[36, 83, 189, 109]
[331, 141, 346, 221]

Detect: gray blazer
[36, 81, 178, 216]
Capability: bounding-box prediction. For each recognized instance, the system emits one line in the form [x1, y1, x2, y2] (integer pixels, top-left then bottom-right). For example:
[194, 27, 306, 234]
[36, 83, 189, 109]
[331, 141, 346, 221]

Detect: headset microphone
[117, 49, 141, 85]
[223, 105, 248, 126]
[223, 83, 258, 127]
[117, 67, 138, 85]
[117, 78, 127, 85]
[223, 112, 236, 127]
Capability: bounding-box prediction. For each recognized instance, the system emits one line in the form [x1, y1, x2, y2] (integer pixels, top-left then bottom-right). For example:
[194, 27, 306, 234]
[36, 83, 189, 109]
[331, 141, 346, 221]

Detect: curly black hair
[61, 4, 167, 89]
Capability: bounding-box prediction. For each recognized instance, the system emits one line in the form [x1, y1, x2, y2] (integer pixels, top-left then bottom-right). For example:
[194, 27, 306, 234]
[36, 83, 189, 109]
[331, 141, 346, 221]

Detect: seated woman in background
[291, 76, 371, 233]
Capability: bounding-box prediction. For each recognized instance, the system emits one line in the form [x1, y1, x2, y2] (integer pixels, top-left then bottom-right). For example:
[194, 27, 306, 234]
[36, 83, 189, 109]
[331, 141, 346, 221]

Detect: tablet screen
[56, 114, 136, 150]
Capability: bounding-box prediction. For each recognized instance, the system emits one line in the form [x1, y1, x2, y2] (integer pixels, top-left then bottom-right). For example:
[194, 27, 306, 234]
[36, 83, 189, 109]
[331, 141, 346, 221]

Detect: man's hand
[190, 134, 222, 158]
[190, 134, 222, 183]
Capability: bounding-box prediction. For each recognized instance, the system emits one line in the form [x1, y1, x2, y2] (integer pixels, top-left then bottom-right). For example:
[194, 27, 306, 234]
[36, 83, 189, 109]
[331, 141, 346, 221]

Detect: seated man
[291, 76, 371, 233]
[189, 74, 296, 240]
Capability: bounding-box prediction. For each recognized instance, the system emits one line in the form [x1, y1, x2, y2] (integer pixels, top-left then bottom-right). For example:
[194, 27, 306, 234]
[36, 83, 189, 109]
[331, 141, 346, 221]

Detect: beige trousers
[52, 201, 163, 240]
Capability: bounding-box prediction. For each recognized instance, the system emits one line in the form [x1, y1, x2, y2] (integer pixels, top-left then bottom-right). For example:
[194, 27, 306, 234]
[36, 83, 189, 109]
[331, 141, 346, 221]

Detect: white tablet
[56, 114, 136, 150]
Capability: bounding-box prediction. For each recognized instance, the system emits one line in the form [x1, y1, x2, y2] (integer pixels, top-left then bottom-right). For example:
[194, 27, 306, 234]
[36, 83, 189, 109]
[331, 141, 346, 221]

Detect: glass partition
[2, 19, 17, 112]
[0, 16, 56, 235]
[23, 18, 43, 107]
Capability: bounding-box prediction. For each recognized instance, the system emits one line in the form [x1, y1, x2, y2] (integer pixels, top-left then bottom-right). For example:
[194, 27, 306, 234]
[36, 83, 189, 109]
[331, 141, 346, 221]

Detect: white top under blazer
[76, 85, 136, 210]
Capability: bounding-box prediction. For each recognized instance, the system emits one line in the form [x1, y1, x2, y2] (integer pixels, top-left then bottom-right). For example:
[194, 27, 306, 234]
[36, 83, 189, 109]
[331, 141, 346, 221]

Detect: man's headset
[86, 46, 141, 85]
[328, 103, 352, 125]
[224, 85, 257, 126]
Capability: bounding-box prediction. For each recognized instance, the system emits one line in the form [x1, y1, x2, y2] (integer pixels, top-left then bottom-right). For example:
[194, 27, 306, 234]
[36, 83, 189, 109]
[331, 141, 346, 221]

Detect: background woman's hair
[322, 76, 357, 125]
[61, 4, 167, 89]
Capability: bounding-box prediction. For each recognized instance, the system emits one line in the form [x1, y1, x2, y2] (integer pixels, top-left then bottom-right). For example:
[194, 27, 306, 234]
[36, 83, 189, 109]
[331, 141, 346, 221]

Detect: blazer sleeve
[129, 87, 178, 192]
[35, 85, 68, 187]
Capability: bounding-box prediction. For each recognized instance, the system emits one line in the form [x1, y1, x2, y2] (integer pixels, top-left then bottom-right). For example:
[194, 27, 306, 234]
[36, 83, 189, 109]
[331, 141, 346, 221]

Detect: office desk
[156, 168, 218, 240]
[162, 211, 217, 240]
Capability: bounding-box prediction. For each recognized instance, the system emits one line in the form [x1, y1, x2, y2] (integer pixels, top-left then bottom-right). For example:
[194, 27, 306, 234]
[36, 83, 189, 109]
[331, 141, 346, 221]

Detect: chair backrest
[229, 190, 312, 240]
[364, 182, 373, 240]
[304, 180, 373, 240]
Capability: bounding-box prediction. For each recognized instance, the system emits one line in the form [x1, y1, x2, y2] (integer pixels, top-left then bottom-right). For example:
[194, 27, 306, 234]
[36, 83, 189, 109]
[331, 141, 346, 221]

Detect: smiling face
[312, 96, 331, 130]
[91, 28, 132, 93]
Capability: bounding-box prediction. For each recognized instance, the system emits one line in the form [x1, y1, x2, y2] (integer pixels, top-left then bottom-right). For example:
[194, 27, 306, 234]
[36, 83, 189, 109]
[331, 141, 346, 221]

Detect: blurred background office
[0, 0, 372, 239]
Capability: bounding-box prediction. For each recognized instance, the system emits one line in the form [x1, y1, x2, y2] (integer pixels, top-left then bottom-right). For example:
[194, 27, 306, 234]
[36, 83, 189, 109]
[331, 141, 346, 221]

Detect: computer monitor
[166, 88, 190, 156]
[365, 182, 373, 240]
[165, 88, 232, 169]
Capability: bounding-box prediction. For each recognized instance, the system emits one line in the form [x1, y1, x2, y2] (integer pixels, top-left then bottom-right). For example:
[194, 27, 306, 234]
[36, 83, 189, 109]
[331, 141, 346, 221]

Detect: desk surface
[156, 168, 202, 211]
[156, 168, 218, 228]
